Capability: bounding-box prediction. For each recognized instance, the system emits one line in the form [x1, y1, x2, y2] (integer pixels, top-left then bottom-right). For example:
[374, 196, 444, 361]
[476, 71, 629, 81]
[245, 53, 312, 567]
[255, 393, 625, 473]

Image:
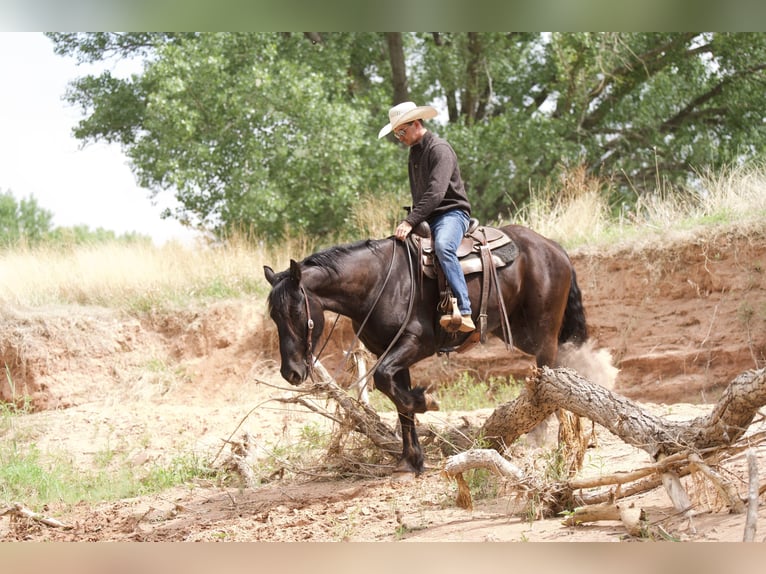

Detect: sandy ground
[2, 226, 766, 542]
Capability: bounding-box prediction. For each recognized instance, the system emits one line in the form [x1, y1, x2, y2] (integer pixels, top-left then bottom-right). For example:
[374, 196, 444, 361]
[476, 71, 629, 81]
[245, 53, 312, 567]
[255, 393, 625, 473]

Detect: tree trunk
[481, 366, 766, 461]
[462, 32, 488, 124]
[385, 32, 408, 104]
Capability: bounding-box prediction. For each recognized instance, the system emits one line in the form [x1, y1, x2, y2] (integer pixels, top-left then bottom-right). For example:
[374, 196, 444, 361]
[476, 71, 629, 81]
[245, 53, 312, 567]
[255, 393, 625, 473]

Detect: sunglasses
[393, 122, 413, 139]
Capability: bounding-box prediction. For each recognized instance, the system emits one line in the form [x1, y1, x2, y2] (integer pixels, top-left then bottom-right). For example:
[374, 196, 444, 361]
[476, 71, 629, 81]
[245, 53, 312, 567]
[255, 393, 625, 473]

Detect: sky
[0, 32, 199, 245]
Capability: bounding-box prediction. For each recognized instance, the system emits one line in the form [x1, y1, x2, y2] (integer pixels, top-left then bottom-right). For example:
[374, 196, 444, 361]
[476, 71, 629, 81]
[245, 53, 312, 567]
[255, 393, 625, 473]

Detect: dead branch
[0, 503, 72, 529]
[568, 449, 692, 490]
[441, 449, 526, 511]
[744, 448, 759, 542]
[276, 359, 401, 458]
[688, 452, 745, 513]
[482, 366, 766, 460]
[561, 502, 645, 537]
[442, 448, 524, 480]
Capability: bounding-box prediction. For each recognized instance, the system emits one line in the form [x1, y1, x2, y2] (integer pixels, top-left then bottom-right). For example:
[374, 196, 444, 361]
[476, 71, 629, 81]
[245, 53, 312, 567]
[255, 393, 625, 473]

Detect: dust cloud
[558, 340, 619, 390]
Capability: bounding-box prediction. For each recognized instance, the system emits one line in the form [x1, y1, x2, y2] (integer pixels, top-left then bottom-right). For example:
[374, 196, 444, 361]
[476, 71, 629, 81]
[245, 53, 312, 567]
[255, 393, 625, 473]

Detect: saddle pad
[459, 241, 519, 275]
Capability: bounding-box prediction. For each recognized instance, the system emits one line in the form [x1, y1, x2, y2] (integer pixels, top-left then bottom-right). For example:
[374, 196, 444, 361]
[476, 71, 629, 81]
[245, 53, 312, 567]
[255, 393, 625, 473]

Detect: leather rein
[300, 239, 416, 388]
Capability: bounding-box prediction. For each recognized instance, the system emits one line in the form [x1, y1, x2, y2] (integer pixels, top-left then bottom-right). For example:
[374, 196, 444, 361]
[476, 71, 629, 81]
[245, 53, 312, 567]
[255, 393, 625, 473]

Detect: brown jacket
[404, 131, 471, 228]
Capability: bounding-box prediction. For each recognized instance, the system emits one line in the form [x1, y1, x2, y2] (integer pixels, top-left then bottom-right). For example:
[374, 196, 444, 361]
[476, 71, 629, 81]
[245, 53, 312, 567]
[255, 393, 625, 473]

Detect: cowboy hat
[377, 101, 438, 139]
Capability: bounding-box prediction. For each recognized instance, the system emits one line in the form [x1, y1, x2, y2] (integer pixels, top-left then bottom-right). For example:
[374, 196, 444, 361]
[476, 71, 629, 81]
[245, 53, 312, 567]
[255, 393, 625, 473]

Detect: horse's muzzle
[281, 364, 307, 385]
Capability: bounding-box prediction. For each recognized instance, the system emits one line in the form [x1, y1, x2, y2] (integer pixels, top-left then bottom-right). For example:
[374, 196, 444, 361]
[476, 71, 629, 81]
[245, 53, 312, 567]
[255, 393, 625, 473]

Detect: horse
[263, 224, 588, 475]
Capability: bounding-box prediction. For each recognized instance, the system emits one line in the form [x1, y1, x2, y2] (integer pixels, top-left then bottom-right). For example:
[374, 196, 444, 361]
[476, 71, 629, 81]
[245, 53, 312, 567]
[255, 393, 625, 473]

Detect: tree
[417, 32, 766, 222]
[48, 33, 766, 240]
[49, 32, 399, 242]
[0, 190, 53, 247]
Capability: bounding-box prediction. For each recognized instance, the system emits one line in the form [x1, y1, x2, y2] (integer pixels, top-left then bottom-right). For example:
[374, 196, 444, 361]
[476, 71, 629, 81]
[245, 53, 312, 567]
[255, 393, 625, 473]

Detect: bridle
[298, 284, 315, 373]
[297, 239, 417, 386]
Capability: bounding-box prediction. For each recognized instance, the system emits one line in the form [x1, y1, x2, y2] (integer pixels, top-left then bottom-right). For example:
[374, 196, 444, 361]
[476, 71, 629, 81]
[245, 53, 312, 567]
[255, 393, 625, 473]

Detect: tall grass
[516, 165, 614, 247]
[515, 161, 766, 250]
[0, 236, 288, 310]
[0, 162, 764, 311]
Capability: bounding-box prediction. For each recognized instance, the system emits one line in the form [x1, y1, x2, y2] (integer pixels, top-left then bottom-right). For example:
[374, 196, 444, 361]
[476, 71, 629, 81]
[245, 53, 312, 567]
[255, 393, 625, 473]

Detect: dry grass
[515, 165, 614, 247]
[0, 238, 276, 310]
[516, 162, 766, 252]
[0, 163, 764, 311]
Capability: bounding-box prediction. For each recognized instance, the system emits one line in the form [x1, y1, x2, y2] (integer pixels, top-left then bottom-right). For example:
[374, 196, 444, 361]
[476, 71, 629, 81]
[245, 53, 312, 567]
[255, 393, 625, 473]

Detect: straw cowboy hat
[377, 101, 438, 139]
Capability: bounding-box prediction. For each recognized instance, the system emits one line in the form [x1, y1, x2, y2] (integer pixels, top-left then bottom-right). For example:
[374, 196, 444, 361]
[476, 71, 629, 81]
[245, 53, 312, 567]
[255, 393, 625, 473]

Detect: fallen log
[276, 358, 401, 458]
[448, 367, 766, 517]
[265, 359, 766, 522]
[482, 366, 766, 460]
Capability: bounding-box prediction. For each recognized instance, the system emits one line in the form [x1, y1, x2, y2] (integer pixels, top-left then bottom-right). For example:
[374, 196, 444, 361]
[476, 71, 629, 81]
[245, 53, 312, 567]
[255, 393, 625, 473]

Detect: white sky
[0, 32, 199, 245]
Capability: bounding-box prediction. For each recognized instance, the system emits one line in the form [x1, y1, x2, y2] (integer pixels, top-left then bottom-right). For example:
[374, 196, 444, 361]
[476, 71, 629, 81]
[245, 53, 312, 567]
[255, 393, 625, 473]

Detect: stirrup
[439, 297, 462, 332]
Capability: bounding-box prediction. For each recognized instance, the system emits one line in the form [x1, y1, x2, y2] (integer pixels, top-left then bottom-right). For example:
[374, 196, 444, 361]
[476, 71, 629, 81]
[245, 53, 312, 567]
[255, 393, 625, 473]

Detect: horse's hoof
[391, 471, 417, 483]
[424, 393, 440, 411]
[393, 458, 422, 478]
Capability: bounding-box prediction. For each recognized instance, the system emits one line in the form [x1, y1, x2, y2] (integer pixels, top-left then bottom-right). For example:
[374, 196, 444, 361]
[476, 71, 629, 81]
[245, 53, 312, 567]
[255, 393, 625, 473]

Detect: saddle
[412, 218, 517, 279]
[408, 218, 518, 350]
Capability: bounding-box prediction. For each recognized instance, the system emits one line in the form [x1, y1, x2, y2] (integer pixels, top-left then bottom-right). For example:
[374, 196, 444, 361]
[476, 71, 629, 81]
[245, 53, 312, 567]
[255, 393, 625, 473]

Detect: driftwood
[481, 366, 766, 459]
[445, 366, 766, 528]
[0, 503, 72, 529]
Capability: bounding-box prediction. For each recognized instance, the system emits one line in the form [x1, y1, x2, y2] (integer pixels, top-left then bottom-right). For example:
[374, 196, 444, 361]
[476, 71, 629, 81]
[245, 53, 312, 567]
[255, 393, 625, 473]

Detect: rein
[303, 239, 417, 389]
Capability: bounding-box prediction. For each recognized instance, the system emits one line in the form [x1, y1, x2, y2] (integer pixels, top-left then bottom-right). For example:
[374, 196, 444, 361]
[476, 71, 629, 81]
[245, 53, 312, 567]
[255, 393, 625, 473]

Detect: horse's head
[264, 259, 325, 385]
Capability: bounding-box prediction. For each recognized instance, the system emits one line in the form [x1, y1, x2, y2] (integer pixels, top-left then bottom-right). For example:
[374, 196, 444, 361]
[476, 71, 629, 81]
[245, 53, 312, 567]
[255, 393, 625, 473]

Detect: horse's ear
[263, 265, 276, 286]
[289, 259, 302, 283]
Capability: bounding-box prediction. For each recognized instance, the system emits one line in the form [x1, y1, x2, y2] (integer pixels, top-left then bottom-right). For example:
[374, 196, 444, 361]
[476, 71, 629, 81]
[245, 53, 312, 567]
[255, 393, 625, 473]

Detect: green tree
[46, 225, 151, 246]
[417, 32, 766, 221]
[49, 32, 766, 238]
[49, 32, 399, 242]
[0, 190, 54, 247]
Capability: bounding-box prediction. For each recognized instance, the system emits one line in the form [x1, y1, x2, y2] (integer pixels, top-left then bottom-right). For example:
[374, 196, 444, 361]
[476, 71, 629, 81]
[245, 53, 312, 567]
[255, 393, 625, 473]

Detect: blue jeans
[430, 210, 472, 316]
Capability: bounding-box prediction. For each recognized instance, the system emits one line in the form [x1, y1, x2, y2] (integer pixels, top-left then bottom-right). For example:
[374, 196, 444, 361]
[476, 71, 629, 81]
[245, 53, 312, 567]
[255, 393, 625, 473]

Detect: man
[378, 101, 475, 333]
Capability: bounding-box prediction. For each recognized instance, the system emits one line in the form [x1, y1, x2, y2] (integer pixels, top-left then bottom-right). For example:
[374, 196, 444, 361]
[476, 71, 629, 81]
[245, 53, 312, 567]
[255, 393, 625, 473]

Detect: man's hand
[394, 221, 413, 241]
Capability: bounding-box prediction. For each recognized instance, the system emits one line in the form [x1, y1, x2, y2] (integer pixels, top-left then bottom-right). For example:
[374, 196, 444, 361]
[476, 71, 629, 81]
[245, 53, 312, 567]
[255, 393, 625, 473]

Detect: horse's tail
[558, 267, 588, 346]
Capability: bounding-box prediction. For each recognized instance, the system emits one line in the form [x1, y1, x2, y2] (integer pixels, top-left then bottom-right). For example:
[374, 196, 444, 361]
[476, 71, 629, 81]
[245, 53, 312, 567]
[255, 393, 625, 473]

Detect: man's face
[393, 121, 420, 146]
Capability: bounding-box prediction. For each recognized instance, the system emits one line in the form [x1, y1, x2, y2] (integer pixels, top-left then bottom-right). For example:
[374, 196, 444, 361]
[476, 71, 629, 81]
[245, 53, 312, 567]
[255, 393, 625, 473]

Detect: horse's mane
[267, 238, 388, 313]
[303, 238, 385, 275]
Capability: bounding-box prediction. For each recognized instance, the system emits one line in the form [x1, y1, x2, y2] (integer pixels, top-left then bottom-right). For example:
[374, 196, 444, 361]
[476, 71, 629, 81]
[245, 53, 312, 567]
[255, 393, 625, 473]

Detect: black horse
[264, 224, 588, 474]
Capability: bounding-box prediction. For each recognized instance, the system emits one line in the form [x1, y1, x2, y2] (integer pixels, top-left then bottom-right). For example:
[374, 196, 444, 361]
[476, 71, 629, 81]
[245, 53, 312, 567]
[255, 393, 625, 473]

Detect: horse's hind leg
[535, 334, 560, 368]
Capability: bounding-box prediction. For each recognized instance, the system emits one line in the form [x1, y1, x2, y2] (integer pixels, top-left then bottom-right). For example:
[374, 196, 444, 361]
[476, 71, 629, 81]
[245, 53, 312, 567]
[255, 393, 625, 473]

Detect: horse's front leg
[372, 340, 437, 475]
[373, 367, 430, 474]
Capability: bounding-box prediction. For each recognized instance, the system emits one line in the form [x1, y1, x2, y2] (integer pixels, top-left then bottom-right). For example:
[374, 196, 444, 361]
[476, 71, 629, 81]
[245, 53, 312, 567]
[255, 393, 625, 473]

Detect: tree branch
[481, 366, 766, 460]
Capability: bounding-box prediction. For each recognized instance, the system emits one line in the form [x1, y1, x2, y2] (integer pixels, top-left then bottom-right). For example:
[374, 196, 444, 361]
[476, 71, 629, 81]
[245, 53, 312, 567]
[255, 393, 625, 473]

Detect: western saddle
[408, 217, 517, 351]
